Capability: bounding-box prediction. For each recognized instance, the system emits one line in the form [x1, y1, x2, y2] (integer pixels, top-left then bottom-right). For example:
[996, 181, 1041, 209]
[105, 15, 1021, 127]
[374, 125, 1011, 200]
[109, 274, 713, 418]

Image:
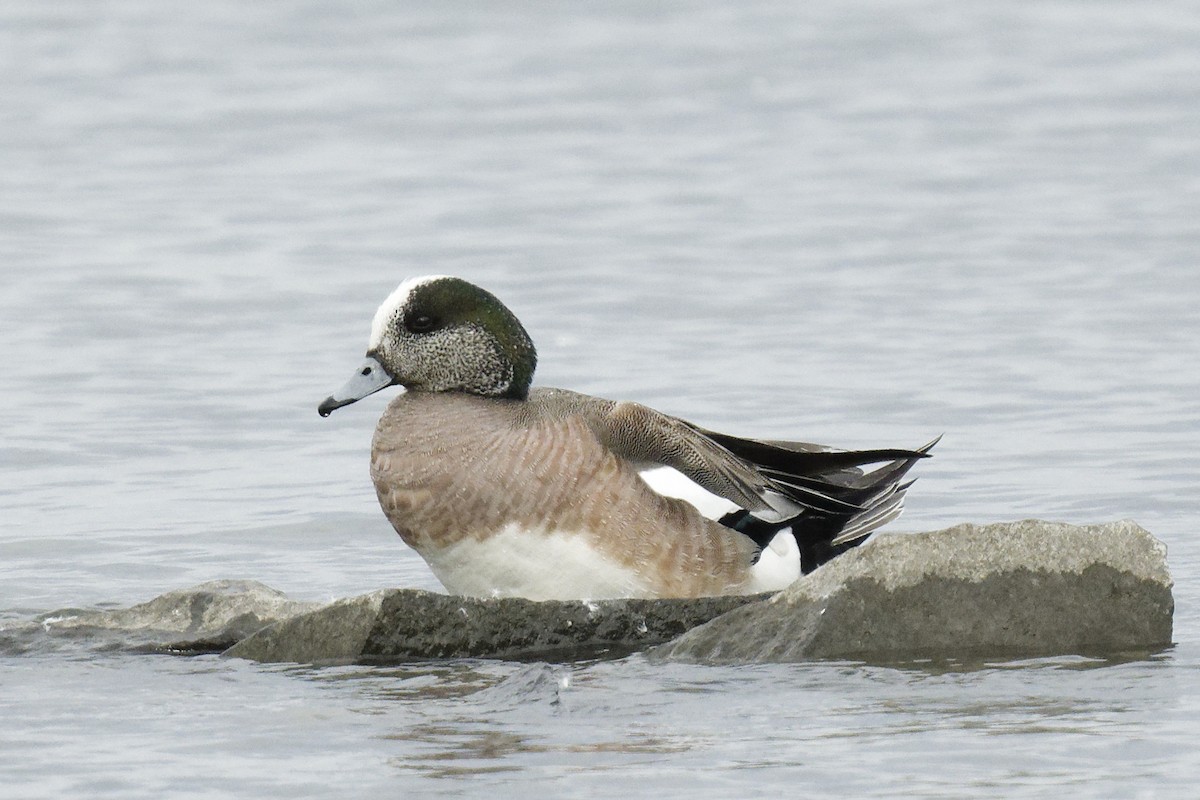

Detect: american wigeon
[319, 276, 934, 600]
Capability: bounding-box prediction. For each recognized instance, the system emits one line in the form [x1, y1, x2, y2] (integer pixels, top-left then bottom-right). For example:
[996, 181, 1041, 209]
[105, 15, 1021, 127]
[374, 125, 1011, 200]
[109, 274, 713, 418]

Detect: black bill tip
[318, 396, 349, 417]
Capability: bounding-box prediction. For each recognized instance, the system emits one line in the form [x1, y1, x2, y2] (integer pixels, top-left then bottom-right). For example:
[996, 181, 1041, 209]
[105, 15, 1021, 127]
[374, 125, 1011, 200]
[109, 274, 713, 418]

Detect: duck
[318, 275, 935, 601]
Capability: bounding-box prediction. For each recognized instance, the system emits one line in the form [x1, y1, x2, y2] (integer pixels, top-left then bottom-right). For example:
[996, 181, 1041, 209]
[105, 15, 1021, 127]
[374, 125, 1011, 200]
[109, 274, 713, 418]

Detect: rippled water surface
[3, 1, 1199, 797]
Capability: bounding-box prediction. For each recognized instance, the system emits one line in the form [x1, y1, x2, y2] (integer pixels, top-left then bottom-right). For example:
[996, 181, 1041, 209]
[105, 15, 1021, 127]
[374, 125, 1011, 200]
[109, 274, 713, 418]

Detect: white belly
[421, 524, 659, 601]
[418, 523, 801, 601]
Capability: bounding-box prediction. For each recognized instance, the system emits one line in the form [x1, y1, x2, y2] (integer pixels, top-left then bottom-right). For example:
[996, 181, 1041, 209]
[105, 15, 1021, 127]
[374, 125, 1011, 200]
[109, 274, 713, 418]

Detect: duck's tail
[715, 435, 939, 574]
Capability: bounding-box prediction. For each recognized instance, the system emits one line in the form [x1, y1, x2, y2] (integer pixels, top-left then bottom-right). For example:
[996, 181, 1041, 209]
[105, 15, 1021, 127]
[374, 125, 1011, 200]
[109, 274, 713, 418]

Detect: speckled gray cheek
[378, 322, 513, 395]
[427, 324, 513, 395]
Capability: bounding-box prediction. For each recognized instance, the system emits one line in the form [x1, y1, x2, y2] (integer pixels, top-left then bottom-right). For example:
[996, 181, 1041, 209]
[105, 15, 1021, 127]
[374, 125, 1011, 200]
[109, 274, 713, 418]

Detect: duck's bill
[318, 355, 395, 417]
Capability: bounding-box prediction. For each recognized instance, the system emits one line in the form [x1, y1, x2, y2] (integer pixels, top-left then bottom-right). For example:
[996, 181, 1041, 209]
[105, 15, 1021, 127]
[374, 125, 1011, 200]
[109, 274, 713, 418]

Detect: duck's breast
[370, 392, 763, 599]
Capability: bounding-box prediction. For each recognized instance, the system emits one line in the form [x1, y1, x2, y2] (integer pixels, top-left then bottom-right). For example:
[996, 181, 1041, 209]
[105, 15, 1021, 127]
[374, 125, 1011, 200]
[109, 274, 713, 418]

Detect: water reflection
[385, 719, 695, 780]
[300, 660, 505, 702]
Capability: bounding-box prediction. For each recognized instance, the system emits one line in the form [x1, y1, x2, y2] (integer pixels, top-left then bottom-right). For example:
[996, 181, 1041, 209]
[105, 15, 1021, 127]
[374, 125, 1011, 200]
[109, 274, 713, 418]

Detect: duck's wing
[525, 389, 935, 572]
[576, 395, 932, 520]
[588, 399, 783, 515]
[695, 428, 938, 522]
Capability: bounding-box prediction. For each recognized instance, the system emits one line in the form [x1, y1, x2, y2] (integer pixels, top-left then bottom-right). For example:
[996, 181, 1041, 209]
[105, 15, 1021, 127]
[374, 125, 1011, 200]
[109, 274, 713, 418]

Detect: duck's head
[318, 276, 537, 416]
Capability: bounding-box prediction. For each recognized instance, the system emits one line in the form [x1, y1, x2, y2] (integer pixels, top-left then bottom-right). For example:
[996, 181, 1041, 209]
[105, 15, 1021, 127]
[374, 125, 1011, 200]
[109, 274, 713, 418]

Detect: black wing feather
[710, 433, 940, 573]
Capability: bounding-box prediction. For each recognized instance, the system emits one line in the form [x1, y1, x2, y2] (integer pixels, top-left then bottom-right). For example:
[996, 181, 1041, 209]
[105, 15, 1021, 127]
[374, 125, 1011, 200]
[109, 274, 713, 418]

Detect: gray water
[3, 0, 1199, 796]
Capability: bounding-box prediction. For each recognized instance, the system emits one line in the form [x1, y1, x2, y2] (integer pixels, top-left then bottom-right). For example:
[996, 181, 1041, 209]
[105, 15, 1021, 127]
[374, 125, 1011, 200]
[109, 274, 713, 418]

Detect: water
[2, 0, 1199, 796]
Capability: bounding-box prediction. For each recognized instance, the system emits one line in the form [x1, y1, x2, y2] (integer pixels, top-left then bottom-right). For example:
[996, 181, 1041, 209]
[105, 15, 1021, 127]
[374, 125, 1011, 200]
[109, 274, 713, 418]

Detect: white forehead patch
[369, 275, 452, 348]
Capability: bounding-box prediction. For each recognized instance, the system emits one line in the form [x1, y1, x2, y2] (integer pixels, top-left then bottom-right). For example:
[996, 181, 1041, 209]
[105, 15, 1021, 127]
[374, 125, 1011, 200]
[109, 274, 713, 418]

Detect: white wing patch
[638, 466, 801, 524]
[637, 466, 739, 519]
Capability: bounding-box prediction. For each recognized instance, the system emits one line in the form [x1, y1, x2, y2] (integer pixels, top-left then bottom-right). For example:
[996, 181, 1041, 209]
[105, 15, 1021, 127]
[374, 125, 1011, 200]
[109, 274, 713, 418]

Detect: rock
[22, 521, 1168, 665]
[34, 580, 318, 654]
[224, 589, 765, 664]
[224, 590, 389, 663]
[655, 520, 1174, 663]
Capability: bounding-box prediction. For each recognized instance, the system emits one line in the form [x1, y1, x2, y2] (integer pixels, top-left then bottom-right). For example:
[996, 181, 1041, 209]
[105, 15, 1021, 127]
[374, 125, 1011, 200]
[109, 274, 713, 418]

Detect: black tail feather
[717, 435, 939, 574]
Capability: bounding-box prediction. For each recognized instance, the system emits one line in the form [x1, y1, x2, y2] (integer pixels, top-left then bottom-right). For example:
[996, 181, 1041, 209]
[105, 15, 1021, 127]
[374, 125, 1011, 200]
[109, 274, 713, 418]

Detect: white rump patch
[369, 274, 452, 348]
[747, 531, 801, 593]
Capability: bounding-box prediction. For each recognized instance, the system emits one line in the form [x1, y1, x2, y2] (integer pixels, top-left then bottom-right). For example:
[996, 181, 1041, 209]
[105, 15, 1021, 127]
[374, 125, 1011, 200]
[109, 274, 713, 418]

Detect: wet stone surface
[225, 590, 767, 664]
[656, 520, 1174, 663]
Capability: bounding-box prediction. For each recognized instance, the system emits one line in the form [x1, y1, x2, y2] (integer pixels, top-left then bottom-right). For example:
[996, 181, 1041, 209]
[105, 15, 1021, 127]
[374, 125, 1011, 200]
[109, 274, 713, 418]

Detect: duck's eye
[405, 314, 438, 334]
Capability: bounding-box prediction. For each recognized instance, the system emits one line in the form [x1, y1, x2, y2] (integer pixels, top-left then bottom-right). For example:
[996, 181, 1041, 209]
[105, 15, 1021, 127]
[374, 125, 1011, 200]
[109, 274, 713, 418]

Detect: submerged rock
[224, 590, 764, 664]
[656, 520, 1174, 663]
[32, 580, 318, 654]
